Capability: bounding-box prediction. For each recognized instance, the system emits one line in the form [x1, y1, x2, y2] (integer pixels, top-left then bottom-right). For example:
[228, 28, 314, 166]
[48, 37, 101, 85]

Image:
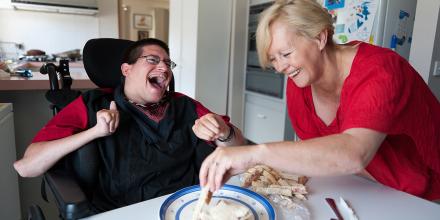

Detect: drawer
[244, 100, 284, 143]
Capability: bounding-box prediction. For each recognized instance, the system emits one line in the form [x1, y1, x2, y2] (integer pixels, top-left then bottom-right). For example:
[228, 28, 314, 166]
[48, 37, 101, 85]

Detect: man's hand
[192, 113, 230, 141]
[93, 101, 120, 137]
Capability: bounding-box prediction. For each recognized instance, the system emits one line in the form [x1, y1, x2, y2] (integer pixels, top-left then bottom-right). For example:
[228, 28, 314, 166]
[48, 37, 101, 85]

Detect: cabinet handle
[256, 114, 266, 119]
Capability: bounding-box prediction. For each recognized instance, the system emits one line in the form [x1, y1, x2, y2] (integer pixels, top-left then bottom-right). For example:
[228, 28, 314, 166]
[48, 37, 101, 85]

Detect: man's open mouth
[147, 75, 167, 89]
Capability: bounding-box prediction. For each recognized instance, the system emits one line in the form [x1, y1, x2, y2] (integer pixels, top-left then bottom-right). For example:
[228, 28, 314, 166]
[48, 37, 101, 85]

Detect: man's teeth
[148, 75, 166, 83]
[149, 75, 165, 79]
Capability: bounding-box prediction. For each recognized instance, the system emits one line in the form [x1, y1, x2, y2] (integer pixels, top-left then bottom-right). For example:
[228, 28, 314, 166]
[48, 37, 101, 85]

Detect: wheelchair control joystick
[59, 59, 73, 90]
[40, 59, 80, 115]
[40, 59, 72, 91]
[40, 63, 59, 91]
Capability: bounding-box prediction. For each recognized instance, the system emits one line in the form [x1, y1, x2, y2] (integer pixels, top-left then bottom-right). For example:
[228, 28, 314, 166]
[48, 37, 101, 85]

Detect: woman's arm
[14, 101, 120, 177]
[199, 127, 386, 192]
[257, 128, 386, 175]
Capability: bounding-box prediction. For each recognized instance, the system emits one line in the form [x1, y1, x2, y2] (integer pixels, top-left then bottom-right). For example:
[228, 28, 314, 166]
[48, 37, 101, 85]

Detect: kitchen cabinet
[243, 91, 296, 144]
[0, 103, 21, 220]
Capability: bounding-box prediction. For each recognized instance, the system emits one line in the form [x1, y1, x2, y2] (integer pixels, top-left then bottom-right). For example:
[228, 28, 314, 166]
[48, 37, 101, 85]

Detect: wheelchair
[27, 38, 162, 220]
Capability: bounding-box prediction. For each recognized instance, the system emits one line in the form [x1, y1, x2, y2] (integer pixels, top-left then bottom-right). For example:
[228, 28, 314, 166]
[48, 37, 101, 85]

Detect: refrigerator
[323, 0, 418, 60]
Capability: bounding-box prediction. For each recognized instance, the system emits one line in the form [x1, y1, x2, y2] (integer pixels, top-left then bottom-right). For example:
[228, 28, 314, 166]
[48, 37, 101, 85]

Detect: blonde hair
[256, 0, 334, 68]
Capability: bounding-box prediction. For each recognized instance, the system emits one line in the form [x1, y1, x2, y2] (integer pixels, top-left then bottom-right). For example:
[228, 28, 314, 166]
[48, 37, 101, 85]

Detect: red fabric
[32, 96, 89, 142]
[286, 42, 440, 200]
[32, 91, 230, 142]
[174, 92, 231, 124]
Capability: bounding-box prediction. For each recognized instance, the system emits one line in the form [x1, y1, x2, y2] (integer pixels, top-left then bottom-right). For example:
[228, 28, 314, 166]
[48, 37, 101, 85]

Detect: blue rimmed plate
[159, 184, 275, 220]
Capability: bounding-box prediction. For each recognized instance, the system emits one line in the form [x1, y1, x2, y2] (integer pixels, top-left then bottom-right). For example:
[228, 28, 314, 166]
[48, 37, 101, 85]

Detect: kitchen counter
[0, 61, 96, 90]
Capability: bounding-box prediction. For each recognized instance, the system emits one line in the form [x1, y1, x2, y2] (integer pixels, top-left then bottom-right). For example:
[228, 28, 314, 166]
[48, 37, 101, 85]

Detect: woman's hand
[199, 145, 260, 192]
[192, 113, 230, 141]
[92, 101, 120, 137]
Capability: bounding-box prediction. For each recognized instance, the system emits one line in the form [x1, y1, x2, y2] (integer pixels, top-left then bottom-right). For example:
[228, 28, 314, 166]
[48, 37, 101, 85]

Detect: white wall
[227, 0, 248, 129]
[169, 0, 199, 99]
[428, 7, 440, 99]
[409, 0, 440, 100]
[120, 0, 169, 41]
[409, 0, 440, 82]
[0, 0, 118, 55]
[98, 0, 119, 38]
[170, 0, 241, 116]
[154, 7, 169, 43]
[0, 0, 10, 8]
[0, 8, 98, 54]
[195, 0, 232, 115]
[169, 0, 247, 125]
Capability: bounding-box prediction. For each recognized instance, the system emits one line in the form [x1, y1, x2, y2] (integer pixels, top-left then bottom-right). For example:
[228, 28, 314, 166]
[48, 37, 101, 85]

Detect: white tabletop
[83, 175, 440, 220]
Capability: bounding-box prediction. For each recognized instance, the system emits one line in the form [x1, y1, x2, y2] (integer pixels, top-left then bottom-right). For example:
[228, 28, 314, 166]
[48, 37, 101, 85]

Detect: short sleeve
[341, 55, 409, 133]
[32, 96, 89, 142]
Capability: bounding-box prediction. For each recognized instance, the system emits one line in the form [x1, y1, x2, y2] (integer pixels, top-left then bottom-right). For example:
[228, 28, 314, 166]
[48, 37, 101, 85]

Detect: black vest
[81, 88, 214, 212]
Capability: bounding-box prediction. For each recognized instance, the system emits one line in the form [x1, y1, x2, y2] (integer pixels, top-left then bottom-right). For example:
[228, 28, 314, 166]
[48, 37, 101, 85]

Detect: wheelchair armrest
[27, 204, 45, 220]
[44, 169, 93, 220]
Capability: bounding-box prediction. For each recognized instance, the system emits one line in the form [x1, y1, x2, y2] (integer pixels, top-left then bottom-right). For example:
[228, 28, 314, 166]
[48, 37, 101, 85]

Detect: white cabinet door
[244, 94, 285, 143]
[0, 103, 21, 220]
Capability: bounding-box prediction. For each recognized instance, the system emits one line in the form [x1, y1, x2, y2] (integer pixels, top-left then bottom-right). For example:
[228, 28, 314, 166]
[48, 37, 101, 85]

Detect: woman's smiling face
[268, 19, 324, 88]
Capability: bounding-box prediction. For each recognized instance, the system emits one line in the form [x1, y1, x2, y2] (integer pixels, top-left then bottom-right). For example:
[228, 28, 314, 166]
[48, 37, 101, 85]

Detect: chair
[28, 38, 174, 220]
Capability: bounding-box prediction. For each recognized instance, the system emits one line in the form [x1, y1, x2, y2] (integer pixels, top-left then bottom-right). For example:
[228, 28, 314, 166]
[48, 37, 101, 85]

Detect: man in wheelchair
[14, 38, 245, 214]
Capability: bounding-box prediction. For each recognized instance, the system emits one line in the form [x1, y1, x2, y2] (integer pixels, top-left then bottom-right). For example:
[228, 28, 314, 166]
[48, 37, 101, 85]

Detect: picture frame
[133, 14, 152, 29]
[137, 30, 149, 40]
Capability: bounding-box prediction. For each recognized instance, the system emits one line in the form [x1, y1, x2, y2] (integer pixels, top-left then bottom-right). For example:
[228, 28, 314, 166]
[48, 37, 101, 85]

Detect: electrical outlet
[434, 61, 440, 77]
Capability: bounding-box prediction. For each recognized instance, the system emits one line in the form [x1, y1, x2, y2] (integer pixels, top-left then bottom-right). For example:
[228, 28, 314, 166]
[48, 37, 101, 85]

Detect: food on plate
[192, 186, 253, 220]
[191, 186, 213, 220]
[242, 165, 308, 200]
[198, 200, 252, 220]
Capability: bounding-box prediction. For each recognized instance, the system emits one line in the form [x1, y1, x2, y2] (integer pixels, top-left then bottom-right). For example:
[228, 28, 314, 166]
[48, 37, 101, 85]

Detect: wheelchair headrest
[83, 38, 134, 88]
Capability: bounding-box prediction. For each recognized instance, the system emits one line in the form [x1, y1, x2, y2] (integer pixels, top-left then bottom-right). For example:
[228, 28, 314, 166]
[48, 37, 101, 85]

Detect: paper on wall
[325, 0, 379, 44]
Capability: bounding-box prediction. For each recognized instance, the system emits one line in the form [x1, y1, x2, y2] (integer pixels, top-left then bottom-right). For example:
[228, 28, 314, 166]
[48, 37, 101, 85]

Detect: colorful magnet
[325, 0, 345, 10]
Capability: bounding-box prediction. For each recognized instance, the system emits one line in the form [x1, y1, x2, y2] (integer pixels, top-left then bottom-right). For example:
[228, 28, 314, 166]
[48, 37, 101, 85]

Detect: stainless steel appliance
[246, 67, 284, 98]
[245, 2, 284, 99]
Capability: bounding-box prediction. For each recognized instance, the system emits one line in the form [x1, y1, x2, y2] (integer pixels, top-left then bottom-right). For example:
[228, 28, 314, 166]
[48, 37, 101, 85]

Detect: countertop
[0, 61, 96, 90]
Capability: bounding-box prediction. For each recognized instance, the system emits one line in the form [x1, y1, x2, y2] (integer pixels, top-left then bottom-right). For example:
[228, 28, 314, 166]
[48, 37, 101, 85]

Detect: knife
[326, 197, 344, 220]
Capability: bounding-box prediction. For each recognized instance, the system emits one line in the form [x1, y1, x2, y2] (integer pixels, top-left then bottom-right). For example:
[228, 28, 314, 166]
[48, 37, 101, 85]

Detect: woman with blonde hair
[199, 0, 440, 201]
